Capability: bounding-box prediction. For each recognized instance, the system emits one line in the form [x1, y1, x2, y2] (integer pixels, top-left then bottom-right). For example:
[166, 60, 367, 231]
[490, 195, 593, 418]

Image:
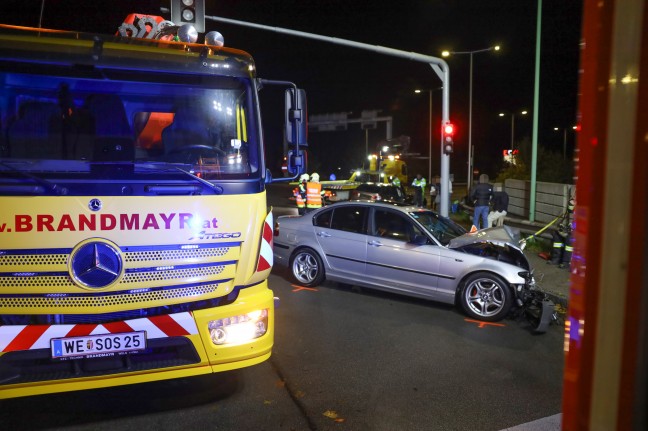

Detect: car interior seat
[7, 101, 63, 159]
[161, 106, 211, 155]
[84, 94, 134, 161]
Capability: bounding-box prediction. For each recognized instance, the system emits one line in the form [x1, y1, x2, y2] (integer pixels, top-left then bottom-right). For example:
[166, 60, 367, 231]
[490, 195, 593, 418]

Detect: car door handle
[368, 240, 383, 247]
[317, 231, 332, 238]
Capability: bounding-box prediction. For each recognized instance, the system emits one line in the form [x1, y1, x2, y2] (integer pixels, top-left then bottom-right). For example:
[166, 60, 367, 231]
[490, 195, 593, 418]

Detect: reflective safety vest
[412, 177, 426, 189]
[306, 182, 322, 208]
[294, 186, 305, 208]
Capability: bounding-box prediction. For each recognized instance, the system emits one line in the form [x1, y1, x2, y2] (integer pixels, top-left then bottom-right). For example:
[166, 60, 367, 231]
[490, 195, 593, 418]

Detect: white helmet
[300, 173, 310, 182]
[311, 172, 320, 182]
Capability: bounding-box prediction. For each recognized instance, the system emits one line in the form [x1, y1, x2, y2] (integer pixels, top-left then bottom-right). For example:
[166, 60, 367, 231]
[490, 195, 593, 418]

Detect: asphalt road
[0, 270, 564, 431]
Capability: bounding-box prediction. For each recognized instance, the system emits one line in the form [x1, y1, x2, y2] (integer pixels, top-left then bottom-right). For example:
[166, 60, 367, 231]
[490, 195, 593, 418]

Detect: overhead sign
[361, 109, 379, 129]
[309, 112, 348, 131]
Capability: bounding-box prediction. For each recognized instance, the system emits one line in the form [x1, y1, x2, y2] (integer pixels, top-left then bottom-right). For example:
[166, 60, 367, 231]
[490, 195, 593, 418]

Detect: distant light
[382, 146, 389, 152]
[441, 50, 450, 57]
[554, 127, 559, 131]
[521, 110, 528, 115]
[572, 125, 578, 130]
[499, 113, 505, 117]
[414, 89, 422, 93]
[494, 45, 501, 51]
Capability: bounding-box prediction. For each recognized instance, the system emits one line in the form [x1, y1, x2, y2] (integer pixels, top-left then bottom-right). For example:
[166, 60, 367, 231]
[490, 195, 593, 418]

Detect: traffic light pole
[168, 10, 453, 215]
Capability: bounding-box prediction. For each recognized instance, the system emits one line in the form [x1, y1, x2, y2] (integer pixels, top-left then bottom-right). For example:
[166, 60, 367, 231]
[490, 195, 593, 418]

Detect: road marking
[464, 318, 506, 328]
[291, 285, 318, 292]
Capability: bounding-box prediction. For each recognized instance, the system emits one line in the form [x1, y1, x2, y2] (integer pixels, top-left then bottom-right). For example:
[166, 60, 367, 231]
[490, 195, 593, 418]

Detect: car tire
[459, 272, 513, 322]
[290, 248, 325, 287]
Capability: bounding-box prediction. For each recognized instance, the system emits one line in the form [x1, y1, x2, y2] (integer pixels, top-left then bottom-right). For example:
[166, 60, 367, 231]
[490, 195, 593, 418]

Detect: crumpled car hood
[448, 225, 523, 248]
[448, 225, 530, 271]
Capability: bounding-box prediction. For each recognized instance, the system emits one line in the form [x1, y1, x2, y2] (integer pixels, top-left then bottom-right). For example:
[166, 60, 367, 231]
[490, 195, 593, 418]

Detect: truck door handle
[317, 231, 332, 238]
[368, 240, 383, 247]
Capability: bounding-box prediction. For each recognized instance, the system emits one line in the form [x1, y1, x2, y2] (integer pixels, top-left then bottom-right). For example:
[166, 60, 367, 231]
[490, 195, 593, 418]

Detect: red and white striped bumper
[0, 312, 198, 353]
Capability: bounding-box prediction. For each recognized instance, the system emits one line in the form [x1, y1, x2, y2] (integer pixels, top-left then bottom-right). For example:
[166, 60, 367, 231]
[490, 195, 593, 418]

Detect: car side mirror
[410, 234, 428, 245]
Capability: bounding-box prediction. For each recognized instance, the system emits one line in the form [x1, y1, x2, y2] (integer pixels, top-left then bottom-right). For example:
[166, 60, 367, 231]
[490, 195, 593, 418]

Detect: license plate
[50, 331, 147, 360]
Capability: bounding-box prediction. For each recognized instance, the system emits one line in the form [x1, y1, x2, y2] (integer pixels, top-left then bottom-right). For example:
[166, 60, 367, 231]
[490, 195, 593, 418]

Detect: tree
[496, 137, 574, 184]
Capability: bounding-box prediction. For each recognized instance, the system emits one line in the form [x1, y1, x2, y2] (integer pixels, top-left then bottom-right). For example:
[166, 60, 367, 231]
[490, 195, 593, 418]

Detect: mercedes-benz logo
[70, 241, 123, 289]
[88, 198, 102, 211]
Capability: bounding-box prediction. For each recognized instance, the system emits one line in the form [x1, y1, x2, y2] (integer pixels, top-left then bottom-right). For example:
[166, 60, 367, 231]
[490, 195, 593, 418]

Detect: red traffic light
[442, 122, 454, 154]
[443, 123, 455, 136]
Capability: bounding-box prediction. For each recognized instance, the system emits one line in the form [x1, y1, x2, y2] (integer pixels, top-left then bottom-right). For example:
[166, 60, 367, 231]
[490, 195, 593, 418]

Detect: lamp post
[554, 126, 577, 159]
[442, 45, 500, 193]
[499, 110, 528, 149]
[415, 87, 442, 184]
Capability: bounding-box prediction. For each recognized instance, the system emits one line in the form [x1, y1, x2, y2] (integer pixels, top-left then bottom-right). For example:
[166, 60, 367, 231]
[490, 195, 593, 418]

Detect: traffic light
[171, 0, 205, 33]
[442, 122, 455, 154]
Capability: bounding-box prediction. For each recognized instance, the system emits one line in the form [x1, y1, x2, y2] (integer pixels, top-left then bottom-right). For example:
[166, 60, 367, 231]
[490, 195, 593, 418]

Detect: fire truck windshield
[0, 69, 260, 182]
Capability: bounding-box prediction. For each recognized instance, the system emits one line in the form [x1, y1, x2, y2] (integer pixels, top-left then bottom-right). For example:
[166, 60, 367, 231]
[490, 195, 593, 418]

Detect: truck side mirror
[286, 149, 307, 175]
[285, 88, 308, 146]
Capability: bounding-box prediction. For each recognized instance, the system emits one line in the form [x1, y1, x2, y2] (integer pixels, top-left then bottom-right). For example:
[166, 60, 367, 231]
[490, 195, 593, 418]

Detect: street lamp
[414, 87, 442, 184]
[442, 45, 500, 193]
[553, 126, 578, 159]
[499, 110, 528, 149]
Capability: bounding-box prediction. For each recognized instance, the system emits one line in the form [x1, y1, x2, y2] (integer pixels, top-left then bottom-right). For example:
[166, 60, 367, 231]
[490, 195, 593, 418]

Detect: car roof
[330, 199, 420, 211]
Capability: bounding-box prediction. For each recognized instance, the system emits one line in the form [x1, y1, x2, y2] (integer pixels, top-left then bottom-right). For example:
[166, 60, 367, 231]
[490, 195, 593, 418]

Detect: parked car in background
[273, 201, 537, 322]
[349, 182, 411, 204]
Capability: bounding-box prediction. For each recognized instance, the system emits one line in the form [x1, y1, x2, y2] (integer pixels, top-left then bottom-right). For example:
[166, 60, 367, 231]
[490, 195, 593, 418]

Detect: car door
[313, 205, 368, 279]
[365, 208, 441, 297]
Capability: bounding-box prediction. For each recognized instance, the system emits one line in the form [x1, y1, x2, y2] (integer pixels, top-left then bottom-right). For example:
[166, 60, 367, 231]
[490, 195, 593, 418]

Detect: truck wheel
[459, 272, 512, 322]
[290, 248, 325, 287]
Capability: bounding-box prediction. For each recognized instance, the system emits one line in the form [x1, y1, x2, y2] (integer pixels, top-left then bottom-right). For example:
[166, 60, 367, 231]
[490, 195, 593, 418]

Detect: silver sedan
[273, 201, 537, 322]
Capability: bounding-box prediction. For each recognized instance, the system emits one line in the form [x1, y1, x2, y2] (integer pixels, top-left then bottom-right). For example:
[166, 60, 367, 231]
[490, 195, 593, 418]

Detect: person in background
[487, 183, 509, 227]
[411, 173, 426, 208]
[432, 175, 441, 211]
[306, 172, 322, 213]
[470, 174, 493, 229]
[294, 173, 309, 215]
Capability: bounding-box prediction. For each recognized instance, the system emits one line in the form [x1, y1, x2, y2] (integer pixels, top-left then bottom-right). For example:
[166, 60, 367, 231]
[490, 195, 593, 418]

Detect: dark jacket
[492, 191, 509, 212]
[471, 183, 493, 207]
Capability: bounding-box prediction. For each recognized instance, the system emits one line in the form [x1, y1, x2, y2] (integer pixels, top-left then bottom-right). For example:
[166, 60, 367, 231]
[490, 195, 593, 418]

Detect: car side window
[330, 206, 367, 234]
[313, 208, 333, 228]
[373, 209, 424, 242]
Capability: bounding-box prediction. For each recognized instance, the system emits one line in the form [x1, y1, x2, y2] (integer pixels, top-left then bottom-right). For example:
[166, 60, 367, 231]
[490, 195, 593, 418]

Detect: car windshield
[0, 69, 260, 181]
[409, 210, 467, 246]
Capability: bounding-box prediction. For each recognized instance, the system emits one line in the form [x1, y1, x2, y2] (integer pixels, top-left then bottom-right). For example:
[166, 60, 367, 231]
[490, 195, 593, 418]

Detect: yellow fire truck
[0, 14, 307, 398]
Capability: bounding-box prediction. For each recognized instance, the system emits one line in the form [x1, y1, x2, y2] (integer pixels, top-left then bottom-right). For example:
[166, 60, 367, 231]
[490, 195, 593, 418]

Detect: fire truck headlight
[208, 309, 269, 345]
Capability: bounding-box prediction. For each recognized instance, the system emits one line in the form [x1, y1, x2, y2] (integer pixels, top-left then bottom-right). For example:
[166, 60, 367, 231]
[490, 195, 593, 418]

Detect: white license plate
[50, 331, 147, 360]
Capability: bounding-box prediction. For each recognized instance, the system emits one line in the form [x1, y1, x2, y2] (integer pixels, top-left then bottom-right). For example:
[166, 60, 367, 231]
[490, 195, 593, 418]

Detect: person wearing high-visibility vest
[549, 198, 575, 268]
[294, 173, 309, 215]
[411, 173, 426, 208]
[306, 172, 323, 212]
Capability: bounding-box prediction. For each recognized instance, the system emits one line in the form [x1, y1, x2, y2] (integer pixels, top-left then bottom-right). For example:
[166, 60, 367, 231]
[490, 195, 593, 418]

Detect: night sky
[2, 0, 583, 181]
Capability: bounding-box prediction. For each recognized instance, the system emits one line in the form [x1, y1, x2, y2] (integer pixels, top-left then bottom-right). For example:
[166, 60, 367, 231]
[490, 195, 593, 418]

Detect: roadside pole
[174, 11, 454, 217]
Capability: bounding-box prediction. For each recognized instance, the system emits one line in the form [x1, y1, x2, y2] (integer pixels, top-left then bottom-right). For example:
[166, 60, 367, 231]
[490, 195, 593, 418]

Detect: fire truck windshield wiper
[135, 162, 224, 195]
[0, 161, 62, 195]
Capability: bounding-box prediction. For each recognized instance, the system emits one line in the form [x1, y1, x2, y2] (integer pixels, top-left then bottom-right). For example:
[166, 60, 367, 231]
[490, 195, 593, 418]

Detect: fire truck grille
[123, 247, 230, 262]
[0, 254, 68, 266]
[0, 242, 241, 313]
[0, 282, 220, 309]
[0, 265, 226, 288]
